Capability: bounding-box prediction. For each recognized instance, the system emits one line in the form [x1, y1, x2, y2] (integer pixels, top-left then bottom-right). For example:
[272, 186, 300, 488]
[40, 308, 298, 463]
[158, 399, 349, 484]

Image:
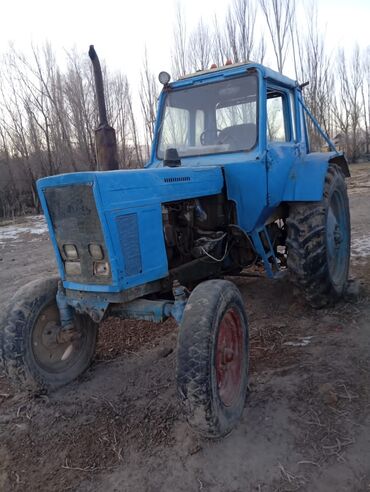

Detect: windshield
[157, 74, 258, 159]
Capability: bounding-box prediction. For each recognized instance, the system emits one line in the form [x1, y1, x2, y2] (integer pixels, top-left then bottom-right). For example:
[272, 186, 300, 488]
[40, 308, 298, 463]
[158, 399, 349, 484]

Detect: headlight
[88, 243, 104, 260]
[65, 261, 81, 275]
[63, 244, 79, 259]
[158, 71, 171, 85]
[93, 261, 110, 276]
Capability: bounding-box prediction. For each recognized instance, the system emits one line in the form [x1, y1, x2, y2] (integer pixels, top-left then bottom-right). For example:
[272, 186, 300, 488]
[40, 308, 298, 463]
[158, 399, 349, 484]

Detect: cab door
[266, 85, 299, 207]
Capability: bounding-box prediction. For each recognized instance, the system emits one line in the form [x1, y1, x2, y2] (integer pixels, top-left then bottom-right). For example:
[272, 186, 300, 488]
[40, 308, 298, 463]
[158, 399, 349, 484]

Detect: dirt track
[0, 164, 370, 492]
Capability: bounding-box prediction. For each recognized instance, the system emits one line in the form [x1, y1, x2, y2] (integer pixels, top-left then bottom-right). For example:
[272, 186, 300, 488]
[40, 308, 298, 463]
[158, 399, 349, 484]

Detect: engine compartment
[162, 194, 229, 268]
[162, 193, 255, 271]
[161, 193, 288, 276]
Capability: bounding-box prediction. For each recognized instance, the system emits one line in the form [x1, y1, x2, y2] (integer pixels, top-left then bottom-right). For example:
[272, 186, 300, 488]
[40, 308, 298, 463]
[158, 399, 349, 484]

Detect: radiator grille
[44, 184, 111, 284]
[163, 176, 191, 183]
[116, 214, 142, 276]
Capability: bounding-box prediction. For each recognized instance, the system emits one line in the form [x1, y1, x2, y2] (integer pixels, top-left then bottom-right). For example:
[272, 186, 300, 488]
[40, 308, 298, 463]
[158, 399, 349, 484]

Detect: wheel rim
[215, 307, 243, 407]
[326, 189, 350, 287]
[32, 302, 84, 374]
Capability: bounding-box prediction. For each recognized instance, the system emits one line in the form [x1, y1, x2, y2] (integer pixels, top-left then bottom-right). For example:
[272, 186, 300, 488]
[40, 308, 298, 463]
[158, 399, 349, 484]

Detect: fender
[282, 151, 350, 202]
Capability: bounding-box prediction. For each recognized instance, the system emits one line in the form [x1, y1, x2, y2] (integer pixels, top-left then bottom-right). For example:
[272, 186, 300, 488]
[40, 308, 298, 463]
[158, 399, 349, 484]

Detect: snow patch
[0, 215, 48, 244]
[351, 235, 370, 262]
[284, 336, 313, 347]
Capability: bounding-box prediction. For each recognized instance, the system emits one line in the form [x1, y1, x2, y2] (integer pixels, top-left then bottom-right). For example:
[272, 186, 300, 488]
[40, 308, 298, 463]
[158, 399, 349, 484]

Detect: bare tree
[225, 7, 239, 62]
[253, 38, 267, 64]
[171, 2, 188, 78]
[64, 49, 96, 166]
[259, 0, 295, 73]
[234, 0, 257, 61]
[0, 54, 40, 209]
[211, 15, 229, 66]
[212, 0, 266, 66]
[361, 46, 370, 154]
[334, 46, 363, 161]
[0, 43, 146, 217]
[140, 48, 159, 158]
[188, 19, 212, 71]
[296, 3, 334, 150]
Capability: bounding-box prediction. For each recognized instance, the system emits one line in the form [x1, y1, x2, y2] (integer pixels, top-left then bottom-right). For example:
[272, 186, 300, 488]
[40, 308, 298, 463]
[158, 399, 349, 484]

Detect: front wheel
[287, 164, 350, 308]
[176, 280, 249, 438]
[0, 277, 98, 391]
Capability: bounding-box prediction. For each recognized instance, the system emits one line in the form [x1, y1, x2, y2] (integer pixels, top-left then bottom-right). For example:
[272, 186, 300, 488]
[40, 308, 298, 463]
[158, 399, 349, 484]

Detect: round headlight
[158, 71, 171, 85]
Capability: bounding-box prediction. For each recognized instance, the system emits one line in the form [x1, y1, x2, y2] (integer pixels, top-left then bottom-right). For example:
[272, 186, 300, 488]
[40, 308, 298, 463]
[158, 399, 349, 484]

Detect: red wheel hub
[215, 308, 243, 407]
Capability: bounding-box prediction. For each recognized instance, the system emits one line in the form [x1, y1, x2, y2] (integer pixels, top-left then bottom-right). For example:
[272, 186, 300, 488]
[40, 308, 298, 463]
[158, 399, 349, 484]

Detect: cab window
[160, 106, 190, 149]
[158, 74, 258, 158]
[267, 90, 290, 142]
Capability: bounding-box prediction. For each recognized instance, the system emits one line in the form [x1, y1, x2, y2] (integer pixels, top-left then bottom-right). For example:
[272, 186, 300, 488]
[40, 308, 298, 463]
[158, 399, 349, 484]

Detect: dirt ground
[0, 164, 370, 492]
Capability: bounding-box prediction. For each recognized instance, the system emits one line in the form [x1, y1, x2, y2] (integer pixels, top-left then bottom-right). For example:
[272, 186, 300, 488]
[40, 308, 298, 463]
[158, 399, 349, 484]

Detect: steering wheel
[200, 128, 221, 145]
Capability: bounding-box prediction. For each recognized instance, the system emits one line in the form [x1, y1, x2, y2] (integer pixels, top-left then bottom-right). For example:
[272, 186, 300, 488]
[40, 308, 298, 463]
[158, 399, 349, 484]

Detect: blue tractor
[0, 56, 350, 438]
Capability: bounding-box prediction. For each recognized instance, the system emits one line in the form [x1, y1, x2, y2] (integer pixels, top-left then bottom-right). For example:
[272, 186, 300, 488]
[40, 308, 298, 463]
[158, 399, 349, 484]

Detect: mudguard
[283, 152, 350, 202]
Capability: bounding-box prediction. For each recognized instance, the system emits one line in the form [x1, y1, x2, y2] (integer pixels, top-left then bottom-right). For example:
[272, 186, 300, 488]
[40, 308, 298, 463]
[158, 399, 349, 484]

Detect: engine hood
[37, 165, 224, 209]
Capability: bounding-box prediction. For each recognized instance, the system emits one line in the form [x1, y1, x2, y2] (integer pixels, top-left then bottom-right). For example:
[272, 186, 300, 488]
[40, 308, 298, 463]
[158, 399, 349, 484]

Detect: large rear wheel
[287, 164, 350, 308]
[176, 279, 249, 438]
[0, 277, 98, 391]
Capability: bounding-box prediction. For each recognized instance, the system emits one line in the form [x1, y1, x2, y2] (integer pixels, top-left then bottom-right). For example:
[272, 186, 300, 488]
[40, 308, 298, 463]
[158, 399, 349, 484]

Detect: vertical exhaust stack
[88, 45, 118, 171]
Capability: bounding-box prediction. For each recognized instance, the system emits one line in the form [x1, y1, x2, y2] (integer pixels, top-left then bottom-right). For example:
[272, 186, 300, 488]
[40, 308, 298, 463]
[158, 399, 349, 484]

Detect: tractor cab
[157, 69, 258, 160]
[149, 62, 307, 169]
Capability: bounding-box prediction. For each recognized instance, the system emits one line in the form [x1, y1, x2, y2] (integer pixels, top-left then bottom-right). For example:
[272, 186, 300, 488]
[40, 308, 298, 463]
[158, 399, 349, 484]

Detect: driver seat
[218, 123, 257, 150]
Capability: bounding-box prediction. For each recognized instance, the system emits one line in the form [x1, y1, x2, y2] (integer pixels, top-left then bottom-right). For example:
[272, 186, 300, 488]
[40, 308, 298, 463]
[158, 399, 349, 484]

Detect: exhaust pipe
[88, 45, 118, 171]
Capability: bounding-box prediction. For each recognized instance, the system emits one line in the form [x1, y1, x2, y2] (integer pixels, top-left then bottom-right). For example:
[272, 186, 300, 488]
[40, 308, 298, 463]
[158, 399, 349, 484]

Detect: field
[0, 164, 369, 492]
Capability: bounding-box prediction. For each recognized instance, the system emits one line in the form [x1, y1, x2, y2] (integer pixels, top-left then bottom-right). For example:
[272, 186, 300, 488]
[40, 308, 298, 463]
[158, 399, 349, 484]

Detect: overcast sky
[1, 0, 369, 84]
[0, 0, 369, 141]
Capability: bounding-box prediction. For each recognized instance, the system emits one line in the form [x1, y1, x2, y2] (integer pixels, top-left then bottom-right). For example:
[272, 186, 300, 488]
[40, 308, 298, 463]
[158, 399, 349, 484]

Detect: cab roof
[170, 61, 298, 90]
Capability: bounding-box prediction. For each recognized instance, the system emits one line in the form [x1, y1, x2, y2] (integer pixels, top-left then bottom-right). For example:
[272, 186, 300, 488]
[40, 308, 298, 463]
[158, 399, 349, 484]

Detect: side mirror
[163, 148, 181, 167]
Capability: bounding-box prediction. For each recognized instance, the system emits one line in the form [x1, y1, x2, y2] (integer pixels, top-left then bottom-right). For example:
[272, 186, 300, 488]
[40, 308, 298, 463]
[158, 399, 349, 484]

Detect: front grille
[116, 214, 142, 276]
[44, 184, 111, 284]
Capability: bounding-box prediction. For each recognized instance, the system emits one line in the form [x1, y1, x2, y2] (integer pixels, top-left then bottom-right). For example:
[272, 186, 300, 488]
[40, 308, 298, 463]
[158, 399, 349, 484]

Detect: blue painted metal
[56, 282, 75, 329]
[37, 60, 344, 318]
[111, 299, 173, 323]
[162, 62, 297, 92]
[283, 152, 337, 201]
[250, 227, 279, 278]
[326, 188, 350, 287]
[171, 282, 189, 324]
[116, 213, 142, 276]
[65, 296, 109, 323]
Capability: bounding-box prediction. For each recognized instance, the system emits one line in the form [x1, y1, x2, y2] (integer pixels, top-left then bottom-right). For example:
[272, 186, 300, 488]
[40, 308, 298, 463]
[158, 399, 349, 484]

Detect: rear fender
[283, 152, 349, 202]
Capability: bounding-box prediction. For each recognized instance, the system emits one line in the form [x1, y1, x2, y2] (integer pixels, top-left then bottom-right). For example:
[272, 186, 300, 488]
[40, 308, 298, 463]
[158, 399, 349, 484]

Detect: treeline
[0, 0, 369, 218]
[0, 44, 156, 217]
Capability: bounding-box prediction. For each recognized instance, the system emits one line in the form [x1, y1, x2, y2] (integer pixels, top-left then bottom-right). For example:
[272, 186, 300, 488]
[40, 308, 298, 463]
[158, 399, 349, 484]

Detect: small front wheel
[176, 280, 249, 438]
[0, 277, 98, 391]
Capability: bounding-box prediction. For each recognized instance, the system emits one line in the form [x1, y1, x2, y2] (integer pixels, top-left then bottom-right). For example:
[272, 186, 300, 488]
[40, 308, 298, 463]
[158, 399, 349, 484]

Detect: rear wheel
[0, 277, 97, 391]
[176, 279, 249, 438]
[287, 164, 350, 308]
